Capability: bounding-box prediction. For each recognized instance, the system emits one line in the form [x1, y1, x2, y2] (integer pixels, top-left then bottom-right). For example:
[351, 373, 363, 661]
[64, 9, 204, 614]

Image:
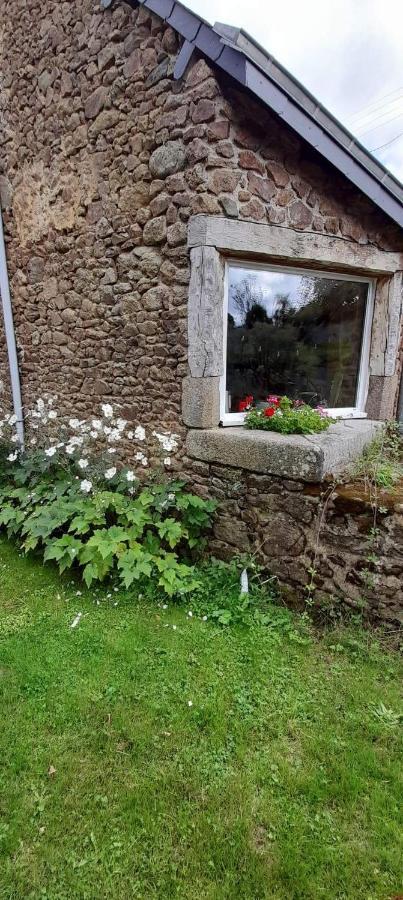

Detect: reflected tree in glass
[226, 268, 368, 413]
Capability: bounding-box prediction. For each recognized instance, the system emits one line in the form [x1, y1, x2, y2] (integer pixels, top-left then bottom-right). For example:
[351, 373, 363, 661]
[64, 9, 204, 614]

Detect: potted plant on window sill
[243, 395, 336, 435]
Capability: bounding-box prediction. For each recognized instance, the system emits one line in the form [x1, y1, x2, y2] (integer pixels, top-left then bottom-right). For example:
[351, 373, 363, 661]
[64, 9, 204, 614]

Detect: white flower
[45, 446, 57, 457]
[187, 700, 193, 707]
[69, 418, 81, 429]
[103, 426, 112, 435]
[135, 451, 148, 467]
[107, 447, 117, 454]
[65, 445, 74, 455]
[80, 479, 92, 493]
[187, 611, 193, 617]
[48, 410, 57, 420]
[101, 403, 113, 418]
[78, 458, 89, 469]
[107, 428, 121, 443]
[7, 451, 18, 462]
[69, 435, 84, 447]
[127, 430, 134, 440]
[168, 493, 175, 501]
[8, 414, 17, 426]
[10, 434, 19, 443]
[126, 470, 136, 482]
[36, 399, 45, 413]
[92, 419, 102, 430]
[116, 418, 127, 432]
[134, 425, 146, 442]
[202, 615, 208, 621]
[90, 430, 98, 439]
[163, 457, 171, 467]
[104, 467, 117, 480]
[153, 431, 179, 453]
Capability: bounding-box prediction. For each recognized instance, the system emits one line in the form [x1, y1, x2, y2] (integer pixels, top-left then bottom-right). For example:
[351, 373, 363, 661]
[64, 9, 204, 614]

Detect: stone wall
[1, 0, 402, 460]
[183, 455, 403, 627]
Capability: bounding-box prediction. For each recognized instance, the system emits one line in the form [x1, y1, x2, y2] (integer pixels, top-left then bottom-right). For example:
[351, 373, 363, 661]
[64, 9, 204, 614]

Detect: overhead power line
[347, 86, 403, 124]
[370, 130, 403, 152]
[356, 109, 403, 138]
[353, 97, 403, 133]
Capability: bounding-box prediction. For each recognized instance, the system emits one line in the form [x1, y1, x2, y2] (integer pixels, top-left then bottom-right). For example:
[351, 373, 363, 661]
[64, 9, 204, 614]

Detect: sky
[185, 0, 403, 184]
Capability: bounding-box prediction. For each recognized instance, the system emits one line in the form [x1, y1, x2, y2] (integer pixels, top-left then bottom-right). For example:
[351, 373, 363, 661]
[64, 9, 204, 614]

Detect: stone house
[1, 0, 403, 623]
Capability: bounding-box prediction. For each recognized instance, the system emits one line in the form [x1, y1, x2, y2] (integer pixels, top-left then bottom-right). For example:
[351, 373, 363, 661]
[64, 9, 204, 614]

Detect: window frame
[220, 259, 375, 426]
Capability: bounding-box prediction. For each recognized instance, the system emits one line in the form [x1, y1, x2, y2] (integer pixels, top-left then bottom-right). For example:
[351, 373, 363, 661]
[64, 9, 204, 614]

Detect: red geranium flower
[264, 406, 275, 417]
[238, 395, 254, 412]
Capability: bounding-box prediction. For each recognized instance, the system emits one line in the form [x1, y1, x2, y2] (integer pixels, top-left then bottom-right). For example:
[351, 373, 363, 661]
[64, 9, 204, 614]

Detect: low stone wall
[184, 456, 403, 627]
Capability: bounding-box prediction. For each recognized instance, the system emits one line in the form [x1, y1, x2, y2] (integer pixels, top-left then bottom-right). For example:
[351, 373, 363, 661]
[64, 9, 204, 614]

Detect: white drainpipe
[0, 208, 24, 447]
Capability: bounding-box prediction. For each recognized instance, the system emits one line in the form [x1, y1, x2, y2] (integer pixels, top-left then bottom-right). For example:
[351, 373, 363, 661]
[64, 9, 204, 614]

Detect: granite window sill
[186, 420, 382, 483]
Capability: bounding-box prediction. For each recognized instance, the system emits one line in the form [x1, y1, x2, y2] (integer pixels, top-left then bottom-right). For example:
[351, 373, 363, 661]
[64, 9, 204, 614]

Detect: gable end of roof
[118, 0, 403, 230]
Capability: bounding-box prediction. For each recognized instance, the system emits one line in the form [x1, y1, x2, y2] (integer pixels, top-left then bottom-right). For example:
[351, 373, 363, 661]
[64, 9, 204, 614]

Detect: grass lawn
[0, 537, 401, 899]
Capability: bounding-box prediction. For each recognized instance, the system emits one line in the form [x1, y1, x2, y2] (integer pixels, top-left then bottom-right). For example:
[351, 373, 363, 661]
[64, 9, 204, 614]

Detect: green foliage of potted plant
[244, 395, 336, 435]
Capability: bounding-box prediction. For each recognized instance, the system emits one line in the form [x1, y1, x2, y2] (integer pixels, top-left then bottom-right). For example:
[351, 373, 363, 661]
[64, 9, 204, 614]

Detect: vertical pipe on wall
[0, 209, 24, 447]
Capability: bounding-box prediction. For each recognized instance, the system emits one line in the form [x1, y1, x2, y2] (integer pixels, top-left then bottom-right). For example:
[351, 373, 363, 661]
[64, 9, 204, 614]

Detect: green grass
[0, 539, 401, 899]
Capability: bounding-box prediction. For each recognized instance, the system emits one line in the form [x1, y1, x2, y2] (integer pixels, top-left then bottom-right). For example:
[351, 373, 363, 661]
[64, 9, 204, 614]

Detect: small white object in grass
[240, 568, 249, 594]
[76, 591, 82, 596]
[187, 700, 193, 707]
[172, 624, 177, 630]
[70, 613, 82, 629]
[187, 611, 193, 617]
[202, 615, 208, 621]
[162, 604, 168, 610]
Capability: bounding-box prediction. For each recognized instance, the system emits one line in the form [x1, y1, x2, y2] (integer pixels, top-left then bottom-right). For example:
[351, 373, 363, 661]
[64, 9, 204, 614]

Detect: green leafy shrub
[0, 472, 215, 596]
[244, 395, 335, 435]
[0, 398, 216, 596]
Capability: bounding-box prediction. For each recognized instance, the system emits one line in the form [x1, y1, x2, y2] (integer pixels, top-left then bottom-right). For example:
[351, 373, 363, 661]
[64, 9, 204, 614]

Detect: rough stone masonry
[0, 0, 402, 623]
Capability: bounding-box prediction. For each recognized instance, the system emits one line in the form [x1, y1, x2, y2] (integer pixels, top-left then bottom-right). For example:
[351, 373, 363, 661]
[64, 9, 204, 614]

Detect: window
[221, 262, 374, 424]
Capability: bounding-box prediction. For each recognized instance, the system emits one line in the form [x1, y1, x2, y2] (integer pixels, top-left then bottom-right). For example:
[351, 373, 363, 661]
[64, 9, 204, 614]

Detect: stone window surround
[182, 214, 403, 480]
[183, 214, 403, 427]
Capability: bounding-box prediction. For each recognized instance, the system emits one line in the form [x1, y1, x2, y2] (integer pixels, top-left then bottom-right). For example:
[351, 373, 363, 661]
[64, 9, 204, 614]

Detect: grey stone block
[186, 420, 383, 482]
[182, 375, 220, 428]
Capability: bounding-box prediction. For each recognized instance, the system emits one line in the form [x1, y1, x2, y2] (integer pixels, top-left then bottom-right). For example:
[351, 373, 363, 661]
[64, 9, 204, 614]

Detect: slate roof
[116, 0, 403, 229]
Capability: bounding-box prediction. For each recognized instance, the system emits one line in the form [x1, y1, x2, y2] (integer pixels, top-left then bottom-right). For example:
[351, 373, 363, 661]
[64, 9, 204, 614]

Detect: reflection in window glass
[225, 266, 369, 413]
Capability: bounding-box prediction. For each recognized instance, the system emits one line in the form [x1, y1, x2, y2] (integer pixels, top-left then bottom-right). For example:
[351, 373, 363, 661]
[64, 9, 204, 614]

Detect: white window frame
[220, 259, 375, 427]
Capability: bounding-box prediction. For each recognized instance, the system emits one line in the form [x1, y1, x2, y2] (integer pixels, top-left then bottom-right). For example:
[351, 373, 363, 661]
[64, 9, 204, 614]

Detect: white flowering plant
[0, 398, 216, 596]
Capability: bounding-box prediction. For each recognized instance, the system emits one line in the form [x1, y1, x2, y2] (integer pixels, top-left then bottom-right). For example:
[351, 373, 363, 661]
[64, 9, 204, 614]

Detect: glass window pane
[225, 266, 369, 413]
